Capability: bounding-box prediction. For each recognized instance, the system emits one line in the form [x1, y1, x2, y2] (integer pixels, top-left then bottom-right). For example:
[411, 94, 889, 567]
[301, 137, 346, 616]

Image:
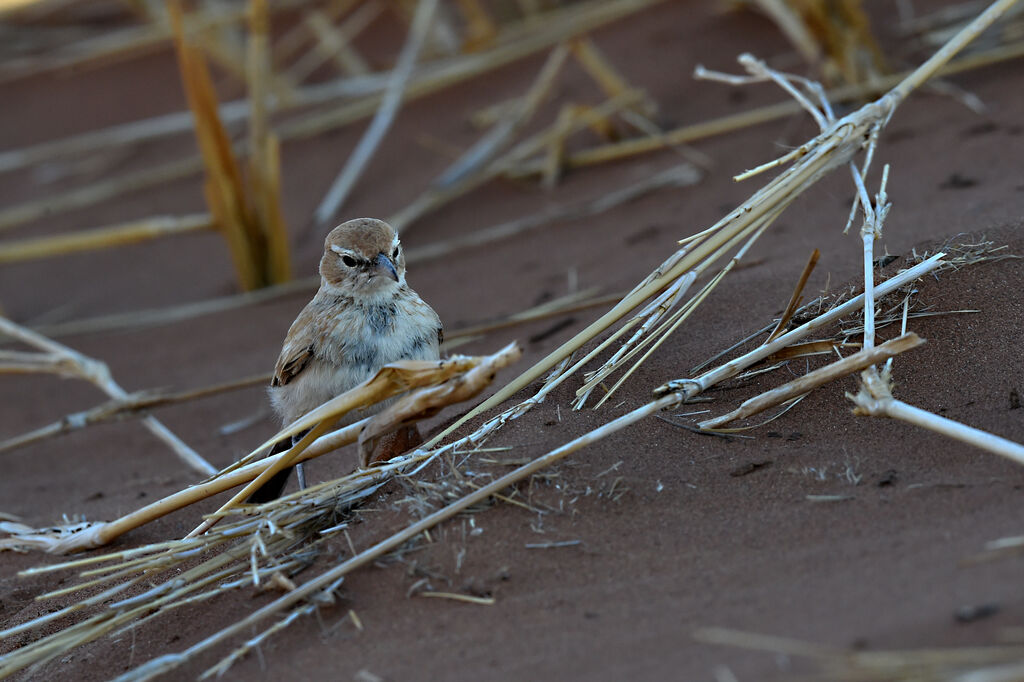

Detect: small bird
[248, 218, 442, 502]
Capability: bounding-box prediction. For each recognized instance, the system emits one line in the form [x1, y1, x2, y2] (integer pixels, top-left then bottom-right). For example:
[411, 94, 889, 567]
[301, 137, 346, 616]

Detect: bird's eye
[392, 246, 400, 259]
[342, 255, 357, 267]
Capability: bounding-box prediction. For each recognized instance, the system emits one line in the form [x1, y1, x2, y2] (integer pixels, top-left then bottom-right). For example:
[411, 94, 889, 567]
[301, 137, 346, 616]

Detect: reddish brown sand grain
[2, 2, 1023, 680]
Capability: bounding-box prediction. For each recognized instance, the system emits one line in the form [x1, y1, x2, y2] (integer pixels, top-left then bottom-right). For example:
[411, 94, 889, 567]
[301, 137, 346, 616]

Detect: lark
[248, 218, 442, 502]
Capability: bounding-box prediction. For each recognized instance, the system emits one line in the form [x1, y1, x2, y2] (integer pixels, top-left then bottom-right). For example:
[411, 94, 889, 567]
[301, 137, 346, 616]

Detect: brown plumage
[249, 218, 442, 502]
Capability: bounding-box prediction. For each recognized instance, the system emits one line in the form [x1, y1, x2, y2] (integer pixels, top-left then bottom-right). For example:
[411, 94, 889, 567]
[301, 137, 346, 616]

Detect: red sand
[2, 2, 1023, 680]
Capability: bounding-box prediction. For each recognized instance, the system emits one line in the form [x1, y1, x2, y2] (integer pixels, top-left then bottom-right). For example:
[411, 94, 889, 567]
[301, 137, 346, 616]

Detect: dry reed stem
[699, 332, 924, 430]
[389, 87, 647, 231]
[438, 0, 1019, 443]
[695, 626, 1024, 681]
[0, 0, 668, 181]
[751, 0, 823, 70]
[653, 253, 945, 401]
[5, 16, 1015, 239]
[0, 420, 364, 553]
[765, 248, 819, 344]
[0, 316, 214, 476]
[405, 163, 701, 264]
[169, 0, 262, 291]
[296, 7, 375, 81]
[106, 391, 683, 682]
[25, 278, 317, 340]
[246, 0, 291, 284]
[0, 214, 215, 264]
[0, 372, 269, 456]
[188, 343, 520, 537]
[433, 41, 570, 188]
[313, 0, 439, 227]
[587, 208, 782, 409]
[273, 0, 360, 69]
[507, 38, 1024, 179]
[358, 354, 520, 464]
[0, 2, 260, 84]
[848, 368, 1024, 465]
[0, 343, 520, 553]
[0, 155, 205, 234]
[0, 350, 77, 376]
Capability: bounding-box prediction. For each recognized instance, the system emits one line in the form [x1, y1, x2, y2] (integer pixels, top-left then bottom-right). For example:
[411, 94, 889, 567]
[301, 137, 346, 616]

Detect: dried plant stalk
[0, 373, 269, 456]
[313, 0, 439, 226]
[246, 0, 291, 284]
[0, 316, 214, 476]
[0, 420, 364, 553]
[169, 0, 262, 290]
[104, 391, 684, 682]
[849, 368, 1024, 465]
[653, 254, 945, 401]
[0, 214, 215, 264]
[699, 333, 924, 429]
[0, 0, 669, 180]
[508, 39, 1024, 179]
[188, 343, 521, 537]
[434, 0, 1019, 447]
[0, 343, 520, 553]
[695, 626, 1024, 681]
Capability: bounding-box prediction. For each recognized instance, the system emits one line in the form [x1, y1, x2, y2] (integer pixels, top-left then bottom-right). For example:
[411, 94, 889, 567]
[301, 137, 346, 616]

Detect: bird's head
[319, 218, 406, 299]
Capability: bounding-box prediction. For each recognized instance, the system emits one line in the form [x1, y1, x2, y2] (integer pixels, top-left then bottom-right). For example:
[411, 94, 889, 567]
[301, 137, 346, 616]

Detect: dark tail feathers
[246, 433, 301, 503]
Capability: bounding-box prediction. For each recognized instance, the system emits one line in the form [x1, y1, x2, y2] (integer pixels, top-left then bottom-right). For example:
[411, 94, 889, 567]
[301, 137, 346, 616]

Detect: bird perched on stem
[248, 218, 442, 502]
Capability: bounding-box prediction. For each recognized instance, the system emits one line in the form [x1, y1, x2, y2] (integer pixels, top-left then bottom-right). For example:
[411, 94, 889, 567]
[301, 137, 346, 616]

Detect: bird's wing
[271, 305, 319, 387]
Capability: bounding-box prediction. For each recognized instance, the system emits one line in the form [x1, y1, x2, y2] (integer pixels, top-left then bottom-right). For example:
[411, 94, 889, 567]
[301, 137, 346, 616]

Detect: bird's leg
[293, 433, 308, 490]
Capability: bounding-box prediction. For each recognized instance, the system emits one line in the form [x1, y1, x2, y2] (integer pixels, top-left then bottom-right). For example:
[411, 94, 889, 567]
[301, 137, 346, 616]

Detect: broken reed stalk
[290, 3, 379, 83]
[765, 248, 819, 344]
[0, 343, 520, 553]
[389, 87, 648, 231]
[405, 163, 701, 263]
[506, 38, 1024, 179]
[5, 13, 1019, 239]
[0, 316, 215, 476]
[313, 0, 439, 227]
[247, 0, 291, 284]
[0, 420, 364, 553]
[108, 391, 684, 682]
[694, 626, 1024, 681]
[0, 372, 270, 456]
[699, 332, 924, 430]
[428, 0, 1019, 446]
[0, 156, 205, 234]
[433, 41, 571, 188]
[24, 278, 317, 340]
[653, 253, 945, 401]
[0, 0, 668, 181]
[187, 343, 521, 538]
[168, 0, 292, 290]
[849, 368, 1024, 465]
[169, 0, 262, 291]
[0, 0, 311, 86]
[0, 214, 215, 264]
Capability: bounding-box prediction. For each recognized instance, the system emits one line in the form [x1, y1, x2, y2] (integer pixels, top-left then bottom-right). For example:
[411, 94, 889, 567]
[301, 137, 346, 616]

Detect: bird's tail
[246, 430, 308, 503]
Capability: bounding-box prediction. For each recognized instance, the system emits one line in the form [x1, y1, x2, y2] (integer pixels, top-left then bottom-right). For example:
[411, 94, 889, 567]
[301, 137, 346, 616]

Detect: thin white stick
[112, 391, 682, 682]
[849, 370, 1024, 465]
[313, 0, 438, 227]
[0, 317, 214, 476]
[886, 401, 1024, 464]
[656, 253, 945, 398]
[700, 333, 924, 429]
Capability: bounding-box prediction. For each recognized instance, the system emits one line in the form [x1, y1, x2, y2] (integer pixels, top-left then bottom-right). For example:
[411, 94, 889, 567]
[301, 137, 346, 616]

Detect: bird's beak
[374, 252, 399, 282]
